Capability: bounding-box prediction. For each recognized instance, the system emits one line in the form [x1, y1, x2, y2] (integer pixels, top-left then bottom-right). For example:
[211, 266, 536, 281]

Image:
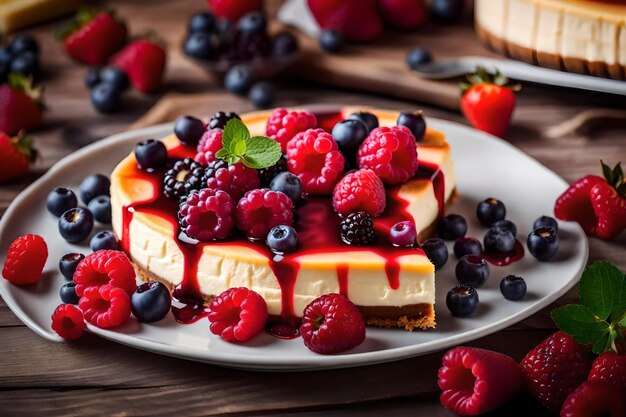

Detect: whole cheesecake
[475, 0, 626, 79]
[110, 107, 457, 331]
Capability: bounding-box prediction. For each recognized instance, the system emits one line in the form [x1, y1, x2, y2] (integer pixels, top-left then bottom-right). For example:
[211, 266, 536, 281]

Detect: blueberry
[174, 116, 205, 147]
[453, 236, 482, 259]
[99, 66, 130, 92]
[271, 31, 299, 57]
[59, 207, 94, 243]
[8, 35, 39, 55]
[134, 139, 168, 170]
[484, 226, 515, 254]
[332, 119, 368, 156]
[347, 111, 379, 133]
[85, 67, 101, 89]
[79, 174, 110, 204]
[397, 111, 427, 141]
[492, 219, 517, 237]
[500, 275, 527, 301]
[422, 237, 448, 270]
[224, 64, 255, 95]
[267, 225, 299, 254]
[188, 12, 216, 34]
[91, 82, 121, 114]
[446, 285, 479, 317]
[183, 32, 218, 60]
[319, 30, 343, 53]
[10, 51, 39, 77]
[87, 195, 112, 224]
[438, 214, 467, 240]
[131, 281, 172, 323]
[59, 253, 85, 281]
[406, 48, 432, 70]
[533, 215, 559, 233]
[389, 221, 417, 247]
[269, 172, 303, 204]
[237, 11, 266, 35]
[455, 255, 489, 288]
[59, 282, 80, 305]
[0, 48, 13, 66]
[431, 0, 465, 23]
[476, 198, 506, 227]
[527, 227, 559, 262]
[46, 187, 78, 217]
[248, 81, 276, 108]
[90, 230, 120, 252]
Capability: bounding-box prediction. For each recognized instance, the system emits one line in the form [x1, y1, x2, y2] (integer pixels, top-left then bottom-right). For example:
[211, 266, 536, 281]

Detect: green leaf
[601, 160, 613, 184]
[552, 304, 610, 346]
[579, 261, 625, 321]
[233, 140, 247, 157]
[241, 136, 282, 169]
[222, 118, 250, 155]
[592, 331, 611, 355]
[619, 312, 626, 328]
[215, 148, 229, 161]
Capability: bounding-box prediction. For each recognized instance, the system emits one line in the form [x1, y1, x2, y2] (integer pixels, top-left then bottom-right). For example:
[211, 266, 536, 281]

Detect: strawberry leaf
[579, 261, 626, 321]
[552, 304, 610, 348]
[601, 160, 614, 185]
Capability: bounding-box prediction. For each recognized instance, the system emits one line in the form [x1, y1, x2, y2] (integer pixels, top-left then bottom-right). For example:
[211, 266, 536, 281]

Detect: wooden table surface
[1, 1, 625, 416]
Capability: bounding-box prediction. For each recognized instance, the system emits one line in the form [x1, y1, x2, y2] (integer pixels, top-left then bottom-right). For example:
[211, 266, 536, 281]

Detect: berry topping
[554, 174, 605, 234]
[438, 214, 467, 241]
[46, 187, 78, 217]
[422, 237, 448, 270]
[453, 237, 482, 259]
[90, 230, 120, 252]
[174, 115, 205, 146]
[286, 128, 345, 194]
[347, 111, 379, 133]
[205, 161, 261, 201]
[51, 304, 85, 340]
[491, 219, 517, 236]
[266, 225, 299, 254]
[59, 253, 85, 281]
[339, 211, 376, 246]
[2, 234, 48, 286]
[406, 48, 432, 70]
[195, 129, 223, 165]
[588, 351, 626, 393]
[236, 188, 294, 240]
[397, 110, 427, 141]
[178, 188, 235, 241]
[59, 282, 80, 305]
[300, 293, 365, 354]
[500, 275, 527, 301]
[131, 281, 172, 323]
[258, 157, 288, 187]
[163, 158, 207, 200]
[332, 168, 386, 217]
[389, 221, 417, 247]
[527, 227, 559, 261]
[208, 111, 241, 131]
[79, 284, 132, 329]
[483, 226, 515, 254]
[456, 255, 489, 288]
[446, 285, 479, 317]
[79, 174, 110, 204]
[533, 215, 559, 233]
[87, 195, 112, 224]
[208, 287, 268, 343]
[134, 139, 167, 171]
[356, 125, 418, 185]
[476, 198, 506, 227]
[319, 30, 344, 53]
[332, 118, 369, 160]
[73, 250, 136, 297]
[438, 347, 522, 415]
[58, 207, 94, 243]
[560, 381, 625, 417]
[266, 108, 317, 153]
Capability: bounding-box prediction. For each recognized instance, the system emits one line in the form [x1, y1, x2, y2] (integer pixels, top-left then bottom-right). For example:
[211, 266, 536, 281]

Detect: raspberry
[73, 250, 137, 297]
[520, 331, 593, 412]
[258, 156, 287, 187]
[332, 168, 386, 217]
[205, 162, 260, 201]
[235, 188, 294, 240]
[194, 129, 223, 165]
[560, 381, 625, 417]
[438, 347, 522, 415]
[79, 284, 131, 329]
[179, 188, 236, 241]
[51, 304, 86, 340]
[286, 128, 345, 195]
[207, 111, 241, 130]
[340, 211, 375, 246]
[208, 287, 268, 343]
[163, 158, 207, 200]
[357, 125, 418, 185]
[2, 234, 48, 285]
[265, 108, 317, 153]
[300, 293, 365, 354]
[588, 351, 626, 393]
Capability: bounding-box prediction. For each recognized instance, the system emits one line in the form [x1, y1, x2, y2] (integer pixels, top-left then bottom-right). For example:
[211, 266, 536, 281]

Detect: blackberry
[258, 156, 287, 187]
[204, 158, 228, 181]
[163, 158, 207, 200]
[208, 111, 241, 130]
[340, 211, 375, 246]
[231, 31, 271, 60]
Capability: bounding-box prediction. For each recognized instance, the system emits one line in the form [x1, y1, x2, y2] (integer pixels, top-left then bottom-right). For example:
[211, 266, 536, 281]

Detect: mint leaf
[241, 136, 282, 169]
[222, 118, 249, 154]
[551, 304, 610, 346]
[233, 140, 247, 157]
[215, 148, 229, 160]
[580, 261, 625, 321]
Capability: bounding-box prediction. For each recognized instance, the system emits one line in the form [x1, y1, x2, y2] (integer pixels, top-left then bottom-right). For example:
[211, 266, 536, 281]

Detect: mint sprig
[552, 261, 626, 354]
[215, 118, 281, 169]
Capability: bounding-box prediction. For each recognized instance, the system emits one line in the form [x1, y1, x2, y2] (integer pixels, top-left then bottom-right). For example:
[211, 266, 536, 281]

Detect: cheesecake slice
[110, 108, 457, 330]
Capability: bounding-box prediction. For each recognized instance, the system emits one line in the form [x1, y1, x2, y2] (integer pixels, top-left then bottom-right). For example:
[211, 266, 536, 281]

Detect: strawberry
[560, 381, 625, 417]
[377, 0, 426, 30]
[0, 132, 37, 183]
[57, 9, 128, 66]
[307, 0, 383, 42]
[0, 73, 44, 135]
[111, 37, 166, 93]
[554, 175, 605, 233]
[588, 352, 626, 394]
[460, 66, 520, 138]
[208, 0, 263, 21]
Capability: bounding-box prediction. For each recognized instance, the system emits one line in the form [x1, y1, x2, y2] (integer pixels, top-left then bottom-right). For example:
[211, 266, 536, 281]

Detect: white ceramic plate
[0, 115, 588, 371]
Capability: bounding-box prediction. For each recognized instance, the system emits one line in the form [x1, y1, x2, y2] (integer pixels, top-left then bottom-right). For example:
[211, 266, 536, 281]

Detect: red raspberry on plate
[357, 125, 418, 185]
[208, 287, 268, 343]
[236, 188, 294, 240]
[179, 188, 235, 241]
[560, 381, 625, 417]
[286, 128, 345, 195]
[194, 129, 222, 165]
[554, 175, 604, 233]
[206, 162, 260, 201]
[266, 108, 317, 153]
[438, 346, 522, 416]
[520, 331, 593, 412]
[79, 284, 131, 329]
[333, 168, 386, 217]
[51, 304, 86, 341]
[73, 250, 137, 297]
[2, 234, 48, 286]
[588, 351, 626, 393]
[300, 293, 365, 354]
